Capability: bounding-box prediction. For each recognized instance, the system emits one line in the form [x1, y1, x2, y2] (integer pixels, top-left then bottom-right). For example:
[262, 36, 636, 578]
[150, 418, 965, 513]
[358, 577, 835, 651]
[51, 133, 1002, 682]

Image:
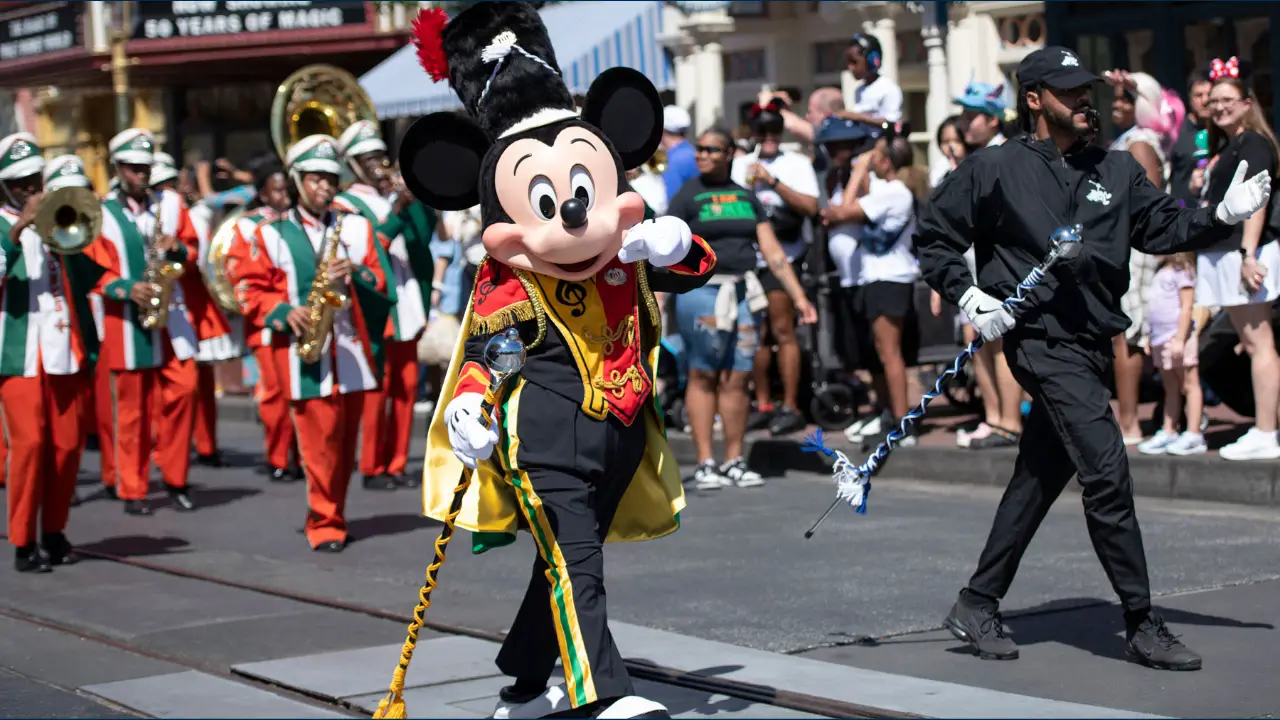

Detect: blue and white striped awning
[361, 1, 672, 120]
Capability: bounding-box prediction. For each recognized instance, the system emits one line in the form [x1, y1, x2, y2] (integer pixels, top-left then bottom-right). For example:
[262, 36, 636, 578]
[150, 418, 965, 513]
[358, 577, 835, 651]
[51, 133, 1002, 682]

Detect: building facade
[661, 1, 1045, 178]
[0, 1, 417, 192]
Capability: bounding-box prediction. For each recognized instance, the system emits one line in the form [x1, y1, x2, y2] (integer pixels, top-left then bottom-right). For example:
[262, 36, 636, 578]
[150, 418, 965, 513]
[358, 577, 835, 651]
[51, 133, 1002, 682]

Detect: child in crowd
[1138, 253, 1206, 455]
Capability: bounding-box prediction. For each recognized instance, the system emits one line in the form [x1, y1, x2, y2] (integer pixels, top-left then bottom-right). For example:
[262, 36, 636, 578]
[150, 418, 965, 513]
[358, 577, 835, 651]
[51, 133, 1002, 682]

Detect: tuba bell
[204, 207, 244, 315]
[33, 186, 101, 254]
[271, 64, 379, 160]
[643, 146, 667, 175]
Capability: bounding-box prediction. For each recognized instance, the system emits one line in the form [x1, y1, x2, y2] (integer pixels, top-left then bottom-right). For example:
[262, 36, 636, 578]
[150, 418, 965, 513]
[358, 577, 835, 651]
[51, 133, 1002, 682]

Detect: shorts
[674, 281, 759, 373]
[757, 258, 805, 294]
[1151, 338, 1199, 370]
[1195, 244, 1280, 308]
[836, 281, 919, 373]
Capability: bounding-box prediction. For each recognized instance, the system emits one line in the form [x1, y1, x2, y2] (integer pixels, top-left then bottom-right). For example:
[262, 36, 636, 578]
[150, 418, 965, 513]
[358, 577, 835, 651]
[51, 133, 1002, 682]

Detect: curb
[213, 397, 1279, 508]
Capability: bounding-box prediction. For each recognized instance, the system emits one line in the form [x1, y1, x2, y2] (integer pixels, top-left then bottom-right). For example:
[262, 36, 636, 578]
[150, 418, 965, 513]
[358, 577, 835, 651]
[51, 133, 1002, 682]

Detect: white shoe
[492, 684, 569, 719]
[720, 457, 764, 488]
[1166, 431, 1207, 456]
[692, 461, 730, 490]
[1137, 429, 1177, 455]
[1219, 427, 1280, 461]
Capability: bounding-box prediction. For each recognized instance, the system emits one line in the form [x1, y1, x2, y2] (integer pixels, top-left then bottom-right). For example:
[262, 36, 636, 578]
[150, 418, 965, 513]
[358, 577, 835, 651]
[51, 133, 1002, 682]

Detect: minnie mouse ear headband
[398, 2, 663, 211]
[1209, 56, 1252, 82]
[747, 98, 786, 133]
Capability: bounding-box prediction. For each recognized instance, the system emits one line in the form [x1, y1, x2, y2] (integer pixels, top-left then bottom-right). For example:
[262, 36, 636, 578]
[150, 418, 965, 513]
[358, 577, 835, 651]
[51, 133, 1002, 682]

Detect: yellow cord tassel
[372, 469, 472, 719]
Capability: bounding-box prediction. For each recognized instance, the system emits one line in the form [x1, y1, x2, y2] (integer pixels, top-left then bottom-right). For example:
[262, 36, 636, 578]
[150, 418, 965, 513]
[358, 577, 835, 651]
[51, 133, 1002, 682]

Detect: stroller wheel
[809, 383, 859, 431]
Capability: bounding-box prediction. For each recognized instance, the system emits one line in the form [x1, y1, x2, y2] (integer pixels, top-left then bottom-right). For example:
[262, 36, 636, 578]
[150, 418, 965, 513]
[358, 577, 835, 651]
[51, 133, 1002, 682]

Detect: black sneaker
[1126, 613, 1202, 671]
[719, 457, 764, 488]
[943, 595, 1019, 660]
[692, 460, 729, 491]
[747, 407, 776, 431]
[14, 544, 51, 573]
[768, 407, 807, 436]
[40, 532, 78, 566]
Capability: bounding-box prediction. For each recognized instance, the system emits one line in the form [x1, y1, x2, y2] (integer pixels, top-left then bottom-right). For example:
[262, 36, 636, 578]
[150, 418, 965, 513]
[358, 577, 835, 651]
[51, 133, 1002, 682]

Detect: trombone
[32, 186, 101, 254]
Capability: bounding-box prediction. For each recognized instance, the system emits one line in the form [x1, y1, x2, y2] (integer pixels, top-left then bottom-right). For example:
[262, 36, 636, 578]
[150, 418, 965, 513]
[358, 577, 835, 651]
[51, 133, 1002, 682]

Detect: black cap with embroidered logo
[1016, 46, 1100, 90]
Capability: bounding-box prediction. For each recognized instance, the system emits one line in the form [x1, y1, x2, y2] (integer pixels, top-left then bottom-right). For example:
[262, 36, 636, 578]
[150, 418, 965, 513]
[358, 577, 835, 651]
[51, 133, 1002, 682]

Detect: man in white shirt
[730, 102, 820, 435]
[844, 34, 903, 128]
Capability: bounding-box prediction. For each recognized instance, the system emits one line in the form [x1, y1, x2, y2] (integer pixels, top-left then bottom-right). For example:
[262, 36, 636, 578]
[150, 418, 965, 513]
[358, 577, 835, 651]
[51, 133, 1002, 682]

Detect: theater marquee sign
[133, 1, 368, 40]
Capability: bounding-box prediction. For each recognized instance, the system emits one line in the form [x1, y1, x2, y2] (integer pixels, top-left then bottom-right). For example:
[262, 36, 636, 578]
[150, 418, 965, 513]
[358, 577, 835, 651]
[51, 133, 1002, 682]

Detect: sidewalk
[210, 396, 1280, 508]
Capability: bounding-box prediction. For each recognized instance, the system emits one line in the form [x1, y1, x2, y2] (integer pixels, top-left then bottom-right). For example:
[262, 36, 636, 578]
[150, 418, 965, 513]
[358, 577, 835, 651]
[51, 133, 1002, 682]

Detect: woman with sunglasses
[667, 128, 817, 491]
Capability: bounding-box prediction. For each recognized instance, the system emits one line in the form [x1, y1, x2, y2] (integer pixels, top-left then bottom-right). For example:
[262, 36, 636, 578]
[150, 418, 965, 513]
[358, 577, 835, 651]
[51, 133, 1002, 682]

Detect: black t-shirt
[666, 174, 766, 275]
[1206, 130, 1277, 252]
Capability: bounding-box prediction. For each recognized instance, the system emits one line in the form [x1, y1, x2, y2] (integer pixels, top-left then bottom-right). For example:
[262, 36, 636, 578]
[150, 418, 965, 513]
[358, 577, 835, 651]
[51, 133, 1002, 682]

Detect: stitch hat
[955, 80, 1008, 116]
[0, 132, 45, 181]
[44, 154, 92, 192]
[149, 150, 180, 187]
[285, 134, 342, 176]
[337, 120, 387, 161]
[109, 129, 155, 166]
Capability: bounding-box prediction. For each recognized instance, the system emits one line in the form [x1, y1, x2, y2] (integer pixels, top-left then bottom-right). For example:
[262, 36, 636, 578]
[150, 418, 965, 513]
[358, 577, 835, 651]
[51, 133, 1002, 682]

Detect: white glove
[445, 392, 499, 469]
[1215, 161, 1272, 225]
[618, 216, 693, 267]
[959, 287, 1016, 343]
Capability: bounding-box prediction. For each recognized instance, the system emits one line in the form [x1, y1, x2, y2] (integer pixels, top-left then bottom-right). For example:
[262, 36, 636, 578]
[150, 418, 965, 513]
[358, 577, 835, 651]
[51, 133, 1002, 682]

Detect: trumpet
[370, 160, 406, 205]
[32, 186, 100, 254]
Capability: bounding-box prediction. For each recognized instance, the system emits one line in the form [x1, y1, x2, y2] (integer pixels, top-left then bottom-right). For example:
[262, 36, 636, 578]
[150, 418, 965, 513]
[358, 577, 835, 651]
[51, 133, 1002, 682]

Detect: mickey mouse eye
[529, 176, 557, 221]
[569, 165, 595, 209]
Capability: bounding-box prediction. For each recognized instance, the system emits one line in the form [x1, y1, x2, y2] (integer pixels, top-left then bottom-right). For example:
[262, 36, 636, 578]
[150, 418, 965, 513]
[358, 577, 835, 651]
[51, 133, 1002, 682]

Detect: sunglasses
[695, 144, 728, 154]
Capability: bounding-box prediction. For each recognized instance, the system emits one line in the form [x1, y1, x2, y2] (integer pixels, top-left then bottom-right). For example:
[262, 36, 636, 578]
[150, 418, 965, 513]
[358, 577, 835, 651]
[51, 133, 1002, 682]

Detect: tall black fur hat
[414, 2, 577, 139]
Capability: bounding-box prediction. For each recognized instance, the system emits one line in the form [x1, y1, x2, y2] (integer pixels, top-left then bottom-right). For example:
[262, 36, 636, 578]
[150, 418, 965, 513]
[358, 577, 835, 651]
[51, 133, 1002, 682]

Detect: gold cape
[420, 265, 686, 553]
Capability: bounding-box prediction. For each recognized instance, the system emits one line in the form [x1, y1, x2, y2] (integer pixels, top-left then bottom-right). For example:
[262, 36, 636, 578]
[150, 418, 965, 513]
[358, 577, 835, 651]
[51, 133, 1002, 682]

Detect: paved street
[1, 416, 1278, 718]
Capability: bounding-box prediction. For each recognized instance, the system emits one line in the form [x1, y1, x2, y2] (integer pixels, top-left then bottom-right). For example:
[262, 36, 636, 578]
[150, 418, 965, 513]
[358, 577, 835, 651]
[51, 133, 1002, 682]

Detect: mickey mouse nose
[560, 198, 588, 228]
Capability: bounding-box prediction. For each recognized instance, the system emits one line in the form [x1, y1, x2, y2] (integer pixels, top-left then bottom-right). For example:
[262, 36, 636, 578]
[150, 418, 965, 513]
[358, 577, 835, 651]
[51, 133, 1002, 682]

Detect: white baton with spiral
[802, 224, 1085, 538]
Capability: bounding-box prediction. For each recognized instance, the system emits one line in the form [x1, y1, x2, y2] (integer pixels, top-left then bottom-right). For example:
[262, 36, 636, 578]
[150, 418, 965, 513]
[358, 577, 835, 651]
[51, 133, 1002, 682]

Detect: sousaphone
[270, 64, 380, 160]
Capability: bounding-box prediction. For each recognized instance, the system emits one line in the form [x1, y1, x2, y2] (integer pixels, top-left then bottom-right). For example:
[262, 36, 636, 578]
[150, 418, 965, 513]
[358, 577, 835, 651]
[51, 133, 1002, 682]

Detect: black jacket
[914, 134, 1231, 344]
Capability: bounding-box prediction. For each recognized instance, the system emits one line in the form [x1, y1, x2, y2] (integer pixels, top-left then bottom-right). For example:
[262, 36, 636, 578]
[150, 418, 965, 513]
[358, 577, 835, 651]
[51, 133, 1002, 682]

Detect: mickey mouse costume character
[381, 4, 715, 719]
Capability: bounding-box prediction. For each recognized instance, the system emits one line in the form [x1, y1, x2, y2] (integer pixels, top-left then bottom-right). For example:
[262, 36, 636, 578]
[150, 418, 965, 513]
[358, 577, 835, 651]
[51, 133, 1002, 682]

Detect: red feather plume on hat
[412, 7, 450, 82]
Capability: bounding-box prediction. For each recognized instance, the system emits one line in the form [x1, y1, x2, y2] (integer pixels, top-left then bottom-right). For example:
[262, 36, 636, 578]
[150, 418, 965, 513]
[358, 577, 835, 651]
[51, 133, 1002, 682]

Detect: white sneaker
[1165, 431, 1207, 456]
[843, 413, 874, 442]
[1137, 429, 1177, 455]
[720, 457, 765, 488]
[1218, 427, 1280, 461]
[692, 461, 730, 490]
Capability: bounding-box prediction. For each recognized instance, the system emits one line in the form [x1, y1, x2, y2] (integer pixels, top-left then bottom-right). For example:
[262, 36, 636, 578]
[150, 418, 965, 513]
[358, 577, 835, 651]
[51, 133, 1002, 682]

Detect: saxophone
[139, 196, 186, 331]
[296, 211, 349, 363]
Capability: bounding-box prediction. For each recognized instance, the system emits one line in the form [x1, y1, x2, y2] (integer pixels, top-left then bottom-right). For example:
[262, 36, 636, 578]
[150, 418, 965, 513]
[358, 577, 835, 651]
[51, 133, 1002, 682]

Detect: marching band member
[151, 151, 240, 467]
[333, 120, 434, 491]
[231, 134, 392, 552]
[0, 137, 98, 572]
[84, 129, 231, 516]
[228, 157, 300, 482]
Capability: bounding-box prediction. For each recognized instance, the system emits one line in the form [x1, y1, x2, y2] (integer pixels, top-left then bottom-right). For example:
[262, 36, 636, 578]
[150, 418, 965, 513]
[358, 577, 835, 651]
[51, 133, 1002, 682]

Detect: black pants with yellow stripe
[494, 381, 646, 708]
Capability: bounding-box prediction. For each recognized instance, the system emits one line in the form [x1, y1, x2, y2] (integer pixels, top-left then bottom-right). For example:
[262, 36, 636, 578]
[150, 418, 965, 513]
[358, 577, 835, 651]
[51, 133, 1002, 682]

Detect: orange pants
[0, 426, 7, 488]
[95, 359, 116, 489]
[1, 369, 85, 547]
[294, 391, 363, 547]
[194, 363, 218, 456]
[359, 340, 420, 477]
[254, 346, 296, 469]
[112, 354, 197, 501]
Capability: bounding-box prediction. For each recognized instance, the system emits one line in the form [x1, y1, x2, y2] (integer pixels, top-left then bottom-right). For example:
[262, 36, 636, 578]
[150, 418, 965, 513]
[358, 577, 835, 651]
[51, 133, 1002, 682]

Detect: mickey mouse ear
[582, 67, 663, 171]
[397, 112, 492, 211]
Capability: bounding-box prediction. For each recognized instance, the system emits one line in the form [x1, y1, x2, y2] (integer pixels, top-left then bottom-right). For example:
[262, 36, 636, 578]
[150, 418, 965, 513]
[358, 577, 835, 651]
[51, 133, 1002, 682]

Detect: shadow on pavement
[76, 534, 191, 558]
[347, 513, 440, 544]
[941, 596, 1276, 663]
[159, 486, 261, 511]
[626, 663, 753, 717]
